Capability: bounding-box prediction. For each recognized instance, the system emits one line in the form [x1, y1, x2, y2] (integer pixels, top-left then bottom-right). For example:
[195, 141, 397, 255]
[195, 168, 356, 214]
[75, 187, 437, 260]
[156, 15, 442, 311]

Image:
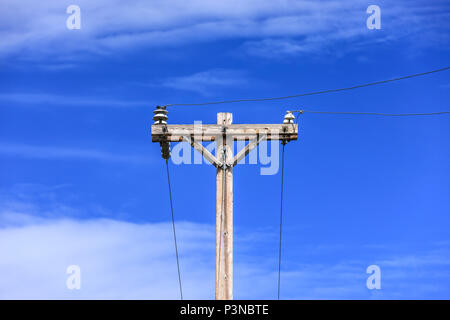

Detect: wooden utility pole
[151, 108, 297, 300]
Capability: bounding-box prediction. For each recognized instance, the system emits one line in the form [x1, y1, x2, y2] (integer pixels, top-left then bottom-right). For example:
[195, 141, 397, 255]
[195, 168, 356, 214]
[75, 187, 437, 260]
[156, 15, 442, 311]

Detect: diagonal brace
[183, 135, 222, 167]
[230, 134, 266, 167]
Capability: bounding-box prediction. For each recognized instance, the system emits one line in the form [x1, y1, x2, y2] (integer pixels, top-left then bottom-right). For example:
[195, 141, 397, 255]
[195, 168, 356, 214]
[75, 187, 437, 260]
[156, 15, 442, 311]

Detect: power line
[165, 160, 183, 300]
[278, 142, 286, 300]
[163, 66, 450, 107]
[292, 110, 450, 116]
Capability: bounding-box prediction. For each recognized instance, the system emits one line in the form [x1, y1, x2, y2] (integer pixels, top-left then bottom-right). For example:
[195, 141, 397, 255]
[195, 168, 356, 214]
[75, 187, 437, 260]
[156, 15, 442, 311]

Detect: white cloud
[162, 69, 248, 95]
[1, 0, 448, 60]
[0, 214, 216, 299]
[242, 38, 309, 58]
[0, 93, 149, 107]
[0, 186, 449, 299]
[1, 208, 450, 299]
[0, 142, 154, 164]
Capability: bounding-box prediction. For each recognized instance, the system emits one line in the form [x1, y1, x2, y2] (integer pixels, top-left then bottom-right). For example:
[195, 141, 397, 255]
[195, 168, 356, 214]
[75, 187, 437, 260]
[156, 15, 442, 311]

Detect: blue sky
[0, 0, 449, 299]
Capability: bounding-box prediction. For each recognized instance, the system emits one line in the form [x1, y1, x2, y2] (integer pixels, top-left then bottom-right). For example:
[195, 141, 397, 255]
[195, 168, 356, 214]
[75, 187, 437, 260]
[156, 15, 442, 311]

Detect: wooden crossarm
[151, 124, 298, 142]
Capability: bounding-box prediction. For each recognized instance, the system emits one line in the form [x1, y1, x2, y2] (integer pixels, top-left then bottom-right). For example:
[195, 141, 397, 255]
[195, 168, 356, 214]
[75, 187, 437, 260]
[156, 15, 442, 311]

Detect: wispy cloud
[0, 185, 449, 299]
[0, 93, 149, 108]
[1, 1, 448, 61]
[0, 213, 216, 299]
[241, 38, 310, 58]
[1, 209, 450, 299]
[161, 69, 248, 95]
[0, 142, 154, 164]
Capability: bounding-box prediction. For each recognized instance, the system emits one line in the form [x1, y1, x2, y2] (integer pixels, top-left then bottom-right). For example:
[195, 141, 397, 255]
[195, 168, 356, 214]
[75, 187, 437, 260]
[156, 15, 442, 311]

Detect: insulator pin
[160, 141, 171, 160]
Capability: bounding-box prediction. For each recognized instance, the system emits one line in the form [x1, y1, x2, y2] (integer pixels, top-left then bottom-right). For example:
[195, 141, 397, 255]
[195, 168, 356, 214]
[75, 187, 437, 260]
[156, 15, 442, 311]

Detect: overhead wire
[165, 159, 183, 300]
[278, 141, 286, 300]
[162, 66, 450, 108]
[292, 110, 450, 116]
[157, 66, 450, 300]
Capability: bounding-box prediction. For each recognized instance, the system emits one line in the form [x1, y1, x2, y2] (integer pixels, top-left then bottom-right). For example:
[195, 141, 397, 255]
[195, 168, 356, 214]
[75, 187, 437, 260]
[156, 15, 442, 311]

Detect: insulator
[152, 106, 170, 159]
[160, 141, 171, 160]
[153, 106, 169, 125]
[283, 110, 295, 124]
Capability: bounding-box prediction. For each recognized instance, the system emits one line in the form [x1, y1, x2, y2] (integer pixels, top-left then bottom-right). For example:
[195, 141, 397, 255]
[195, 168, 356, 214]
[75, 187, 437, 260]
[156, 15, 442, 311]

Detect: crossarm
[151, 124, 298, 142]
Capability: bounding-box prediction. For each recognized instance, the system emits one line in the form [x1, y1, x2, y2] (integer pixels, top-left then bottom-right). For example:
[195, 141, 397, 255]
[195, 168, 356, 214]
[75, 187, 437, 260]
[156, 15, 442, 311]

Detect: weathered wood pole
[216, 112, 233, 300]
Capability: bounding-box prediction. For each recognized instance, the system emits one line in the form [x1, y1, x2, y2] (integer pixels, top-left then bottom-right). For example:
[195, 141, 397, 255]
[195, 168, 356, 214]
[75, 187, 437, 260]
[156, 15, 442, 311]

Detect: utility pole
[151, 107, 298, 300]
